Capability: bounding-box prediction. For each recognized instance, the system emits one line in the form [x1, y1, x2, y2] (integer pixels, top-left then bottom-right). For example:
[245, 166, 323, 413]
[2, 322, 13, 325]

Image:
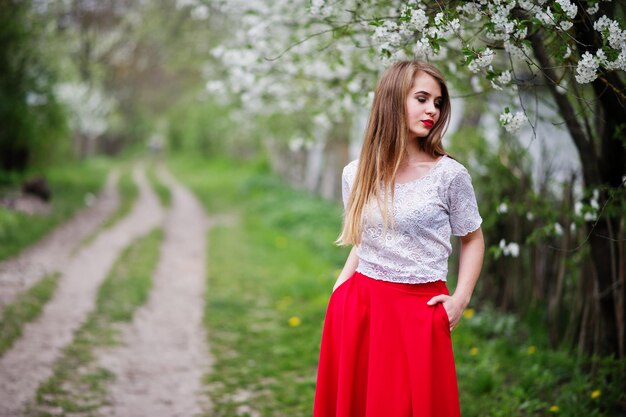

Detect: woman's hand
[429, 227, 483, 331]
[426, 294, 465, 331]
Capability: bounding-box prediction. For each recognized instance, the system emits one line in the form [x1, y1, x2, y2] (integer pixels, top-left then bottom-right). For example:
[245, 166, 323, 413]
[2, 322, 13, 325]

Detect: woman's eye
[417, 97, 426, 103]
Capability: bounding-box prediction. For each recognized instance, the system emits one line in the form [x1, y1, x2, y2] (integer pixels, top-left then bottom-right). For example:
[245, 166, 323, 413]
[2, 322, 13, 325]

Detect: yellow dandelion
[591, 390, 601, 399]
[463, 308, 475, 319]
[275, 236, 288, 249]
[549, 405, 559, 413]
[288, 316, 301, 327]
[527, 345, 537, 355]
[469, 347, 479, 356]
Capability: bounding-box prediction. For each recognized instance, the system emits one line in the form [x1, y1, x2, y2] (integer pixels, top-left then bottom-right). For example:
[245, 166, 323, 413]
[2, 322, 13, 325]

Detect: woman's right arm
[332, 247, 359, 292]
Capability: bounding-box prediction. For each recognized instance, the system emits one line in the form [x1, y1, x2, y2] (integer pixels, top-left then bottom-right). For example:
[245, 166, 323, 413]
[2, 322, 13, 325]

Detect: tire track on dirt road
[0, 171, 120, 312]
[0, 165, 163, 417]
[97, 167, 213, 417]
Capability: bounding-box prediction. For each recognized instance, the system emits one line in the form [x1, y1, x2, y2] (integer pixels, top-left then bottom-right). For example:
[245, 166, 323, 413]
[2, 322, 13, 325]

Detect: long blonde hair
[336, 60, 451, 246]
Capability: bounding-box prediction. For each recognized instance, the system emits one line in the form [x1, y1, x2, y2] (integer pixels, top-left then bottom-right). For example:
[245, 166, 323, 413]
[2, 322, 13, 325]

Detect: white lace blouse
[342, 155, 482, 284]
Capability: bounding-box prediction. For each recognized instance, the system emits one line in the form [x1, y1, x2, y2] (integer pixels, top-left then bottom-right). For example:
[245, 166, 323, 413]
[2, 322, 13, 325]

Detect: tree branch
[528, 28, 601, 184]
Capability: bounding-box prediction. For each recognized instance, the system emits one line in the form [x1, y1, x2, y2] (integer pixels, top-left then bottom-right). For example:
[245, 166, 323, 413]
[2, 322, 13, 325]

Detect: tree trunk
[529, 12, 626, 356]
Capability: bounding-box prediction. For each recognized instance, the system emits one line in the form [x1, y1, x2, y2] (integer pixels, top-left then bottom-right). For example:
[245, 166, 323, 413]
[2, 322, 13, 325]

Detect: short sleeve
[341, 166, 351, 210]
[341, 160, 357, 211]
[447, 169, 482, 236]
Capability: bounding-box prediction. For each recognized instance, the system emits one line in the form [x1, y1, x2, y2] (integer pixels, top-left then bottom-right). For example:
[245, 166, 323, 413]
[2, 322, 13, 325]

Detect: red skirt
[313, 271, 460, 417]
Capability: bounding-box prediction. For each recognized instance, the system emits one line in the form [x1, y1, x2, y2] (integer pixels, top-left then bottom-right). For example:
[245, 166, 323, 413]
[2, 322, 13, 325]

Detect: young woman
[313, 61, 485, 417]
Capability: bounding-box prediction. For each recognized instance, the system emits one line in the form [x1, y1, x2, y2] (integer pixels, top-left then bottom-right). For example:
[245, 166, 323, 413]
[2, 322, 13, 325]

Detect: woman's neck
[403, 140, 437, 165]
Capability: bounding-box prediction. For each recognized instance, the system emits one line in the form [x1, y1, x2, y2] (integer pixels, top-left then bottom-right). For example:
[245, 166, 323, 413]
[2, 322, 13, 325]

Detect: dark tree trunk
[528, 5, 626, 356]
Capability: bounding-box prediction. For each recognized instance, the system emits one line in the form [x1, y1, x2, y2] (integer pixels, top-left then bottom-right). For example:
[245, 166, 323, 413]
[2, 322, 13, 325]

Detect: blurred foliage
[0, 1, 69, 172]
[167, 98, 236, 157]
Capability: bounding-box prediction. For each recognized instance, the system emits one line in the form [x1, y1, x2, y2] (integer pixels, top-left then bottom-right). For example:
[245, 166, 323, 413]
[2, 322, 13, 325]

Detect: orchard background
[0, 1, 624, 416]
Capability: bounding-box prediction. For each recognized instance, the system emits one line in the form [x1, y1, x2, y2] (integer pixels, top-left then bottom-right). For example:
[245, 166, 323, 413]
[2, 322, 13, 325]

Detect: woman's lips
[421, 120, 433, 128]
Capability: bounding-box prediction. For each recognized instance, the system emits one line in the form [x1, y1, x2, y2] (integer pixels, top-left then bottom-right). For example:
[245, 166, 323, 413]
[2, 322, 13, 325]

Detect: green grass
[204, 222, 338, 417]
[0, 157, 113, 261]
[168, 154, 257, 214]
[101, 168, 138, 229]
[0, 272, 60, 356]
[170, 152, 626, 417]
[453, 309, 626, 417]
[76, 166, 139, 251]
[27, 228, 163, 416]
[146, 162, 171, 208]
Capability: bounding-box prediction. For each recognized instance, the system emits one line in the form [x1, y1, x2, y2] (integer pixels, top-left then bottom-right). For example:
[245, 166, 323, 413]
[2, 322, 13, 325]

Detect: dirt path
[97, 167, 212, 417]
[0, 165, 163, 416]
[0, 171, 120, 311]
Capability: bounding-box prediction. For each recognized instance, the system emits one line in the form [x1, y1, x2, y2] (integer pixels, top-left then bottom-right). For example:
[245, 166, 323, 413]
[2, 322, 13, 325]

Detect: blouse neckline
[394, 155, 448, 187]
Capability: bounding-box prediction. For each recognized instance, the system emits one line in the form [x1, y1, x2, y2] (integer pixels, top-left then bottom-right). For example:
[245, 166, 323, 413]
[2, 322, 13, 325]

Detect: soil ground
[0, 164, 216, 417]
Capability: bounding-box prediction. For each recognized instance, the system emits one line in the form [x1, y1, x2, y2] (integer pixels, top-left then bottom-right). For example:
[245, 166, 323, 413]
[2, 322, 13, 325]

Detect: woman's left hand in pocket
[426, 294, 463, 331]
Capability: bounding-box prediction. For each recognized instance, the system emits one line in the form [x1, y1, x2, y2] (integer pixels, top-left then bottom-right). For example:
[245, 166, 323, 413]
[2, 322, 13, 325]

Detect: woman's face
[405, 71, 442, 138]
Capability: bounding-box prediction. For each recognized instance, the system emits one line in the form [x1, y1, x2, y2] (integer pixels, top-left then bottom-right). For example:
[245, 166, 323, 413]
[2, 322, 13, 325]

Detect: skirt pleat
[313, 271, 461, 417]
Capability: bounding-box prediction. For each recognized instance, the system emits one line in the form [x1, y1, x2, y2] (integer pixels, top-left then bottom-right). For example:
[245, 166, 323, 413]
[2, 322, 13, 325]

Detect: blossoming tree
[207, 0, 625, 357]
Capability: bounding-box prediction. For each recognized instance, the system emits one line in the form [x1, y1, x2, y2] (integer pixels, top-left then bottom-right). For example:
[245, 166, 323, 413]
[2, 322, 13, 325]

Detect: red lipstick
[421, 120, 433, 128]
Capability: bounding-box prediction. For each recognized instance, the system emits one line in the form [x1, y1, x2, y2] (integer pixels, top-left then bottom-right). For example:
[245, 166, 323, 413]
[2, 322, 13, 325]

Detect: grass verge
[0, 157, 113, 262]
[146, 162, 171, 208]
[0, 272, 60, 356]
[26, 228, 163, 416]
[76, 167, 139, 251]
[100, 168, 138, 230]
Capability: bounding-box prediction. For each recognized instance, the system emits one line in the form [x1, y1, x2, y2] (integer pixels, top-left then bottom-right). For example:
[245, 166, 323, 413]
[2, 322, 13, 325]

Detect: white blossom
[491, 70, 512, 90]
[499, 110, 527, 133]
[587, 3, 599, 15]
[457, 2, 481, 22]
[468, 48, 495, 73]
[554, 222, 563, 236]
[596, 49, 609, 66]
[499, 239, 520, 257]
[56, 82, 113, 137]
[497, 202, 508, 214]
[190, 5, 209, 20]
[289, 137, 305, 152]
[409, 8, 429, 32]
[584, 212, 598, 221]
[575, 52, 599, 83]
[556, 79, 568, 95]
[208, 0, 626, 143]
[536, 7, 555, 26]
[574, 201, 584, 216]
[504, 39, 531, 60]
[556, 0, 578, 19]
[26, 91, 48, 106]
[507, 242, 520, 258]
[205, 80, 225, 94]
[413, 37, 434, 58]
[563, 45, 572, 59]
[310, 0, 330, 18]
[591, 189, 600, 210]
